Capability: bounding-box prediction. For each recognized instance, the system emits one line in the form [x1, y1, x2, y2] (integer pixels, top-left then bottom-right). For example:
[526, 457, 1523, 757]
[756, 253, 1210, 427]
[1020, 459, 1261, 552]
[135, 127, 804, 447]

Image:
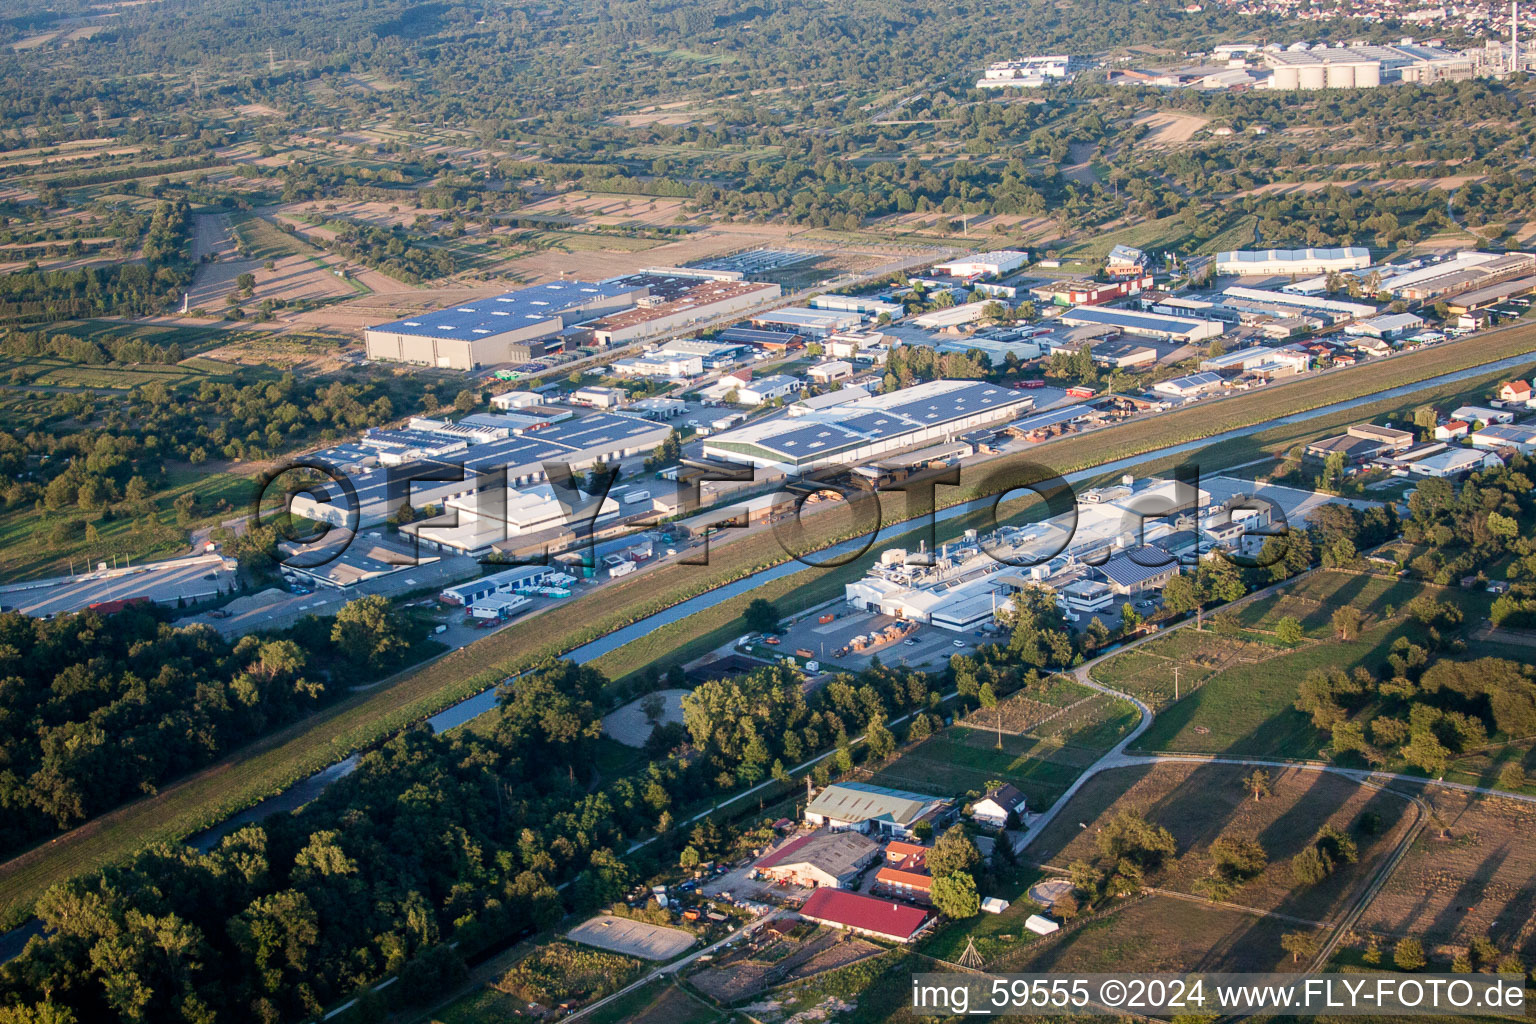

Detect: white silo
[1299, 64, 1327, 89]
[1327, 62, 1356, 88]
[1354, 61, 1382, 87]
[1273, 65, 1301, 90]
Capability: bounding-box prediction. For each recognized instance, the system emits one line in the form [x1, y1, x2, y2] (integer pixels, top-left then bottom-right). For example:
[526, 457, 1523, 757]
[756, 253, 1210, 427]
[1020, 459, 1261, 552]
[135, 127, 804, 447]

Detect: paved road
[0, 553, 236, 617]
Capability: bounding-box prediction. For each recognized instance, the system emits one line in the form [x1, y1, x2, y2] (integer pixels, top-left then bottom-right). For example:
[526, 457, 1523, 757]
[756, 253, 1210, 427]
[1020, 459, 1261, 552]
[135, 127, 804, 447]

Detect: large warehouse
[291, 412, 671, 528]
[586, 280, 780, 347]
[1056, 305, 1225, 343]
[701, 379, 1034, 471]
[364, 280, 645, 369]
[1216, 247, 1372, 277]
[930, 250, 1030, 279]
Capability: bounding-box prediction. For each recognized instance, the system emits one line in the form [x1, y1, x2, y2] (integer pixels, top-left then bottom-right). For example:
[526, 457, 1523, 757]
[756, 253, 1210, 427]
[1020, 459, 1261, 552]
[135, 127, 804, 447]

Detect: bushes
[496, 942, 641, 1005]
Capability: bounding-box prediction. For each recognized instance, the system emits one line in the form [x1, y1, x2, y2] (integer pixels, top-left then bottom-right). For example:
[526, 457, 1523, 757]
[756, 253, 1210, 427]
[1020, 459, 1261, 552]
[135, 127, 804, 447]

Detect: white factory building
[842, 477, 1215, 631]
[976, 57, 1077, 88]
[1216, 247, 1372, 277]
[1056, 306, 1225, 343]
[364, 280, 645, 370]
[1261, 43, 1473, 91]
[701, 379, 1033, 472]
[808, 294, 905, 320]
[1220, 286, 1378, 322]
[408, 482, 622, 555]
[931, 250, 1031, 279]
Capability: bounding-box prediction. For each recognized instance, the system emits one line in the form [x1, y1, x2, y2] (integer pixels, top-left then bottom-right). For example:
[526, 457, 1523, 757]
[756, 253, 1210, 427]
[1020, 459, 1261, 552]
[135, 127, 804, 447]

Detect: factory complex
[700, 379, 1035, 471]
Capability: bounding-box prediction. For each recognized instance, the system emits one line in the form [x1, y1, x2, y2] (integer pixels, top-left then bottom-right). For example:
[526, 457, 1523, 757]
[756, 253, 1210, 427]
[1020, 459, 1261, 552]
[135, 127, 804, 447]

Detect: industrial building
[292, 412, 671, 530]
[283, 535, 439, 591]
[1216, 247, 1372, 277]
[842, 477, 1213, 629]
[1152, 371, 1227, 398]
[804, 782, 951, 838]
[1056, 306, 1225, 343]
[1261, 43, 1473, 90]
[976, 56, 1079, 89]
[1305, 423, 1416, 463]
[1200, 344, 1311, 377]
[701, 379, 1034, 471]
[754, 830, 879, 889]
[585, 280, 780, 346]
[1220, 286, 1377, 322]
[808, 294, 905, 320]
[749, 306, 863, 338]
[930, 250, 1030, 279]
[1344, 313, 1425, 339]
[364, 280, 645, 369]
[1373, 251, 1536, 301]
[1471, 423, 1536, 452]
[439, 566, 563, 606]
[1444, 275, 1536, 315]
[910, 303, 992, 329]
[1030, 275, 1153, 306]
[609, 352, 704, 379]
[412, 481, 624, 555]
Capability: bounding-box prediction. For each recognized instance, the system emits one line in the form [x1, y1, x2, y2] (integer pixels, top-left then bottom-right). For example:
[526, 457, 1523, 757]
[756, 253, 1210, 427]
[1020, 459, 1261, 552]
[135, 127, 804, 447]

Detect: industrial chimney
[1514, 0, 1521, 75]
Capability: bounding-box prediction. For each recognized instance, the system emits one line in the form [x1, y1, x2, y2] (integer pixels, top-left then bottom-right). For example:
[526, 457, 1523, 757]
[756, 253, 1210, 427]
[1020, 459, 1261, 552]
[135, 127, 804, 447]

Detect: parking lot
[773, 606, 984, 671]
[0, 553, 237, 618]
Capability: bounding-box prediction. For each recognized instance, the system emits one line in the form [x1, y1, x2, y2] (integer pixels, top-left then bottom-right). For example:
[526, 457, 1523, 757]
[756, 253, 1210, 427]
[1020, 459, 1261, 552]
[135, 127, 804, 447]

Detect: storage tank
[1299, 64, 1327, 90]
[1354, 61, 1381, 87]
[1272, 65, 1301, 90]
[1327, 63, 1356, 88]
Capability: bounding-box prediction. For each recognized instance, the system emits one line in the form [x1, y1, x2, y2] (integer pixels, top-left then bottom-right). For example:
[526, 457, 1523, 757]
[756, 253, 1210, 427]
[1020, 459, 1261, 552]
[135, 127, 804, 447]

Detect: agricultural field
[1130, 571, 1494, 758]
[1029, 763, 1418, 926]
[1356, 787, 1536, 961]
[1000, 894, 1307, 974]
[868, 697, 1137, 810]
[584, 979, 724, 1024]
[1089, 626, 1284, 711]
[957, 676, 1094, 735]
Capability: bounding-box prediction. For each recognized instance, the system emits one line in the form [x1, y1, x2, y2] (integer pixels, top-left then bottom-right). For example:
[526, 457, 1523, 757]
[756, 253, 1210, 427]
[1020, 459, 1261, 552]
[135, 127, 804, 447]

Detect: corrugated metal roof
[799, 888, 931, 940]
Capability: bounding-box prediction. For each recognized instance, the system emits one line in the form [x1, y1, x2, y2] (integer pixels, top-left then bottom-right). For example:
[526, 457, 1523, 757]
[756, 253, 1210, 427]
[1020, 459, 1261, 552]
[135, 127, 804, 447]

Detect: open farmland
[1030, 763, 1418, 926]
[868, 697, 1138, 809]
[186, 210, 360, 310]
[1357, 787, 1536, 960]
[998, 894, 1308, 974]
[1131, 571, 1493, 757]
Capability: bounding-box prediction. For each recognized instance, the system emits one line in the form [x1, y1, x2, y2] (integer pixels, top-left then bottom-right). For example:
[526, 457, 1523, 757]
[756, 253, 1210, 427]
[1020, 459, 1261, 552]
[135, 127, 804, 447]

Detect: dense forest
[0, 596, 426, 861]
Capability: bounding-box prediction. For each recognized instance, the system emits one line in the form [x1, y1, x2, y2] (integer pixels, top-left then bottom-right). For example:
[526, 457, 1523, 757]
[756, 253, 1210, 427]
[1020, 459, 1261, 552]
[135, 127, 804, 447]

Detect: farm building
[804, 782, 951, 838]
[797, 889, 935, 943]
[754, 830, 879, 889]
[970, 783, 1029, 828]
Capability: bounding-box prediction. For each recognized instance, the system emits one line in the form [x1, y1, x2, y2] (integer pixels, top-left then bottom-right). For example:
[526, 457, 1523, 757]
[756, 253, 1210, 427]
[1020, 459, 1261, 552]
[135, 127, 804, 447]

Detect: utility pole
[268, 46, 276, 72]
[1174, 666, 1180, 701]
